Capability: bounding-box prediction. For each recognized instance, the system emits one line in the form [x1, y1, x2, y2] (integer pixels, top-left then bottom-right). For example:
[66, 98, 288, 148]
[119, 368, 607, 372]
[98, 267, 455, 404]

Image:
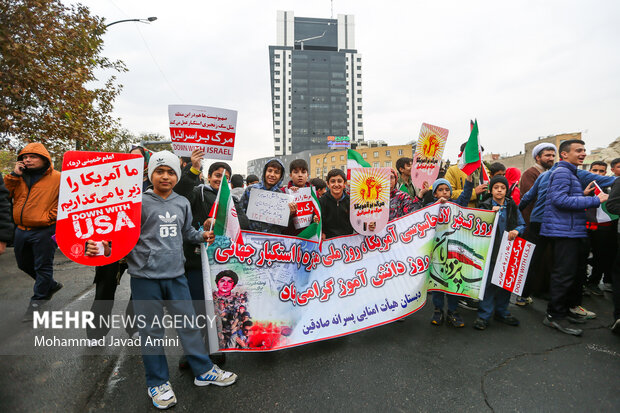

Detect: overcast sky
[74, 0, 620, 173]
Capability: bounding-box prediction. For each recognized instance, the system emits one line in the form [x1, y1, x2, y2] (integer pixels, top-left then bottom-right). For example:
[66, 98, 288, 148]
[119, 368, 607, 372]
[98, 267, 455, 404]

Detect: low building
[485, 132, 582, 171]
[310, 142, 414, 180]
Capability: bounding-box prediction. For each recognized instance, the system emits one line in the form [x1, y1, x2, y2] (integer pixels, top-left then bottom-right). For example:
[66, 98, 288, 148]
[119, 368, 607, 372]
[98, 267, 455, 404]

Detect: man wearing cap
[4, 143, 63, 321]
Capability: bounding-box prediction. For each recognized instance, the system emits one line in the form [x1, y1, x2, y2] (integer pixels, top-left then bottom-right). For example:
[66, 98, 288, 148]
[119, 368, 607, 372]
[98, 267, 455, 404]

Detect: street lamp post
[105, 17, 157, 28]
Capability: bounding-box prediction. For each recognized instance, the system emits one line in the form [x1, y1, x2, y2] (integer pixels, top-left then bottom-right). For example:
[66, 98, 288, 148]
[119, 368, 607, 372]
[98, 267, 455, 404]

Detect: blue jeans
[432, 291, 458, 312]
[13, 225, 58, 301]
[131, 276, 214, 387]
[478, 277, 511, 321]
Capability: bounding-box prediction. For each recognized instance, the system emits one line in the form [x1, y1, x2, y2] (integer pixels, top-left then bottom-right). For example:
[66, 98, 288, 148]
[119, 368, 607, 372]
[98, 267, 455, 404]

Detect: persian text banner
[207, 203, 496, 352]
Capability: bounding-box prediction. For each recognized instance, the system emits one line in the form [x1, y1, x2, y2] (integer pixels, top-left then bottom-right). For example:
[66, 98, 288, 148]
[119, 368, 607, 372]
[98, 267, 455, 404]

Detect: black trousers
[547, 237, 588, 319]
[611, 234, 620, 320]
[522, 222, 552, 298]
[587, 223, 617, 285]
[86, 261, 136, 340]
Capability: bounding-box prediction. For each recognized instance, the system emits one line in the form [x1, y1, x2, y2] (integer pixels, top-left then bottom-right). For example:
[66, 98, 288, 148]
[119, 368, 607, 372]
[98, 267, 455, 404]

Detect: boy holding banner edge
[474, 175, 525, 331]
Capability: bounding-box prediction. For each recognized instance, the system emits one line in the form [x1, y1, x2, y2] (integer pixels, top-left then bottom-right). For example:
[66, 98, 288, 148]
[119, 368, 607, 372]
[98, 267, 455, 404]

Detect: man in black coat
[0, 174, 14, 255]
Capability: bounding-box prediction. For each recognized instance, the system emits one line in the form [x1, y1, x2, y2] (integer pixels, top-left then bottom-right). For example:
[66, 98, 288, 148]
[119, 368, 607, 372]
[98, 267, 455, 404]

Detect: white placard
[490, 232, 535, 296]
[246, 189, 292, 227]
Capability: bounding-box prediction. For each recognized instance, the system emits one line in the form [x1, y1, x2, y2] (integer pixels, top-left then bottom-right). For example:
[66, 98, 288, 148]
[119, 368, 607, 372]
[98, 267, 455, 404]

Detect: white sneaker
[194, 364, 237, 387]
[569, 306, 596, 319]
[148, 381, 177, 410]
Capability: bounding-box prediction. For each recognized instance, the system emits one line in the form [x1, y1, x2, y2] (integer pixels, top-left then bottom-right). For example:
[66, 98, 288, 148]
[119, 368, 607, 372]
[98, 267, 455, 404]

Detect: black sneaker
[473, 318, 489, 330]
[45, 282, 63, 300]
[447, 311, 465, 328]
[586, 284, 604, 296]
[494, 314, 520, 326]
[458, 297, 479, 311]
[542, 315, 583, 336]
[431, 309, 444, 326]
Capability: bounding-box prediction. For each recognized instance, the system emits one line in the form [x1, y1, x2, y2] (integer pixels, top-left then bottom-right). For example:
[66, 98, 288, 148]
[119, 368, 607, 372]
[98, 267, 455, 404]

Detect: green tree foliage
[0, 0, 126, 157]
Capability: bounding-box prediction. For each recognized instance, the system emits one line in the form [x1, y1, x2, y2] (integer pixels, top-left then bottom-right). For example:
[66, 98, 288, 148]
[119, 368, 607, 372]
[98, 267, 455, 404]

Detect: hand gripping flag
[347, 149, 371, 180]
[210, 178, 243, 245]
[593, 182, 619, 223]
[298, 186, 323, 250]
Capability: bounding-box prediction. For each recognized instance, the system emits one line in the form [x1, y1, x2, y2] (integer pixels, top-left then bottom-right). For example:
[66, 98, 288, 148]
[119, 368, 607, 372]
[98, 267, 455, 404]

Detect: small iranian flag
[447, 239, 484, 270]
[209, 178, 243, 245]
[593, 182, 619, 223]
[298, 187, 322, 250]
[347, 149, 371, 179]
[458, 119, 484, 176]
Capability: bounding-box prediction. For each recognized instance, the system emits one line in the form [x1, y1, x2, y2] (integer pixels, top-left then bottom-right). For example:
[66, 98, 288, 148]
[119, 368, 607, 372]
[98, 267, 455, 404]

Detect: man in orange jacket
[4, 143, 63, 321]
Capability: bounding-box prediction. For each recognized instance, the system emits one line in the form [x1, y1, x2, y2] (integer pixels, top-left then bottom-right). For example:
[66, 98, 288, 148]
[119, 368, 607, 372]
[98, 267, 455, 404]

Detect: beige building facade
[484, 132, 582, 171]
[310, 143, 414, 180]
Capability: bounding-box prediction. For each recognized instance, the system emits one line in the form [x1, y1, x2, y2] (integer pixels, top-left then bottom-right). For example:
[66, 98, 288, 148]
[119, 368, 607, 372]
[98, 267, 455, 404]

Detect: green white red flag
[210, 178, 243, 245]
[298, 187, 322, 250]
[347, 149, 371, 180]
[458, 120, 485, 177]
[593, 182, 619, 223]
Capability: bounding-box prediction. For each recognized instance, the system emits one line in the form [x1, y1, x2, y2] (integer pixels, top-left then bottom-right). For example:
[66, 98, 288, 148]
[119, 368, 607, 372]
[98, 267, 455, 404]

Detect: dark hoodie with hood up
[5, 143, 61, 229]
[239, 158, 287, 234]
[175, 166, 249, 270]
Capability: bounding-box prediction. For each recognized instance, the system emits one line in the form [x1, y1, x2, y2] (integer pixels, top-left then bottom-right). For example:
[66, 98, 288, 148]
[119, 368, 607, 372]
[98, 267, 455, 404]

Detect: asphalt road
[1, 249, 618, 412]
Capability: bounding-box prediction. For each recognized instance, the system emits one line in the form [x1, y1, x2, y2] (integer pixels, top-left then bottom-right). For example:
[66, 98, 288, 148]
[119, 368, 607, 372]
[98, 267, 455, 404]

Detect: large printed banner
[206, 202, 496, 352]
[489, 232, 535, 297]
[349, 167, 390, 235]
[412, 123, 449, 189]
[56, 151, 143, 266]
[168, 104, 237, 159]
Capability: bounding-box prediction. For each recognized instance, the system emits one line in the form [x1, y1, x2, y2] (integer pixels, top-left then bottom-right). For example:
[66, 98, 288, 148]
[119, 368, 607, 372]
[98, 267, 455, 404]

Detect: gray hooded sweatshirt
[127, 190, 204, 279]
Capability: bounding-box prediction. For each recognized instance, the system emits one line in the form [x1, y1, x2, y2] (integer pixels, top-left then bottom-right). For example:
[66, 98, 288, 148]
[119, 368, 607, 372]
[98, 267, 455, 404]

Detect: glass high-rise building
[269, 11, 364, 156]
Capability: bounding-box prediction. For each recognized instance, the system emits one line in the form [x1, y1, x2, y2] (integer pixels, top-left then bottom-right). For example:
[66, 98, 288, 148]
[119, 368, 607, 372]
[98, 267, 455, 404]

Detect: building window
[275, 71, 280, 75]
[385, 150, 390, 156]
[341, 165, 345, 170]
[357, 98, 362, 102]
[373, 151, 379, 158]
[275, 96, 280, 100]
[275, 87, 280, 92]
[357, 106, 362, 111]
[275, 120, 280, 125]
[275, 129, 280, 134]
[384, 161, 392, 167]
[316, 159, 320, 164]
[275, 104, 280, 108]
[357, 82, 362, 86]
[275, 79, 280, 83]
[373, 162, 380, 167]
[357, 57, 361, 62]
[358, 122, 363, 127]
[275, 62, 280, 67]
[357, 74, 361, 78]
[275, 146, 280, 151]
[340, 155, 344, 161]
[275, 138, 280, 143]
[398, 149, 404, 156]
[357, 114, 362, 118]
[331, 156, 335, 162]
[357, 66, 361, 70]
[362, 153, 367, 159]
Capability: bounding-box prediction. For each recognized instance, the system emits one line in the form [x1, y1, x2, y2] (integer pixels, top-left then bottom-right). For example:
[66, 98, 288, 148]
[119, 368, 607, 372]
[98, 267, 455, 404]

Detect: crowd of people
[1, 138, 619, 409]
